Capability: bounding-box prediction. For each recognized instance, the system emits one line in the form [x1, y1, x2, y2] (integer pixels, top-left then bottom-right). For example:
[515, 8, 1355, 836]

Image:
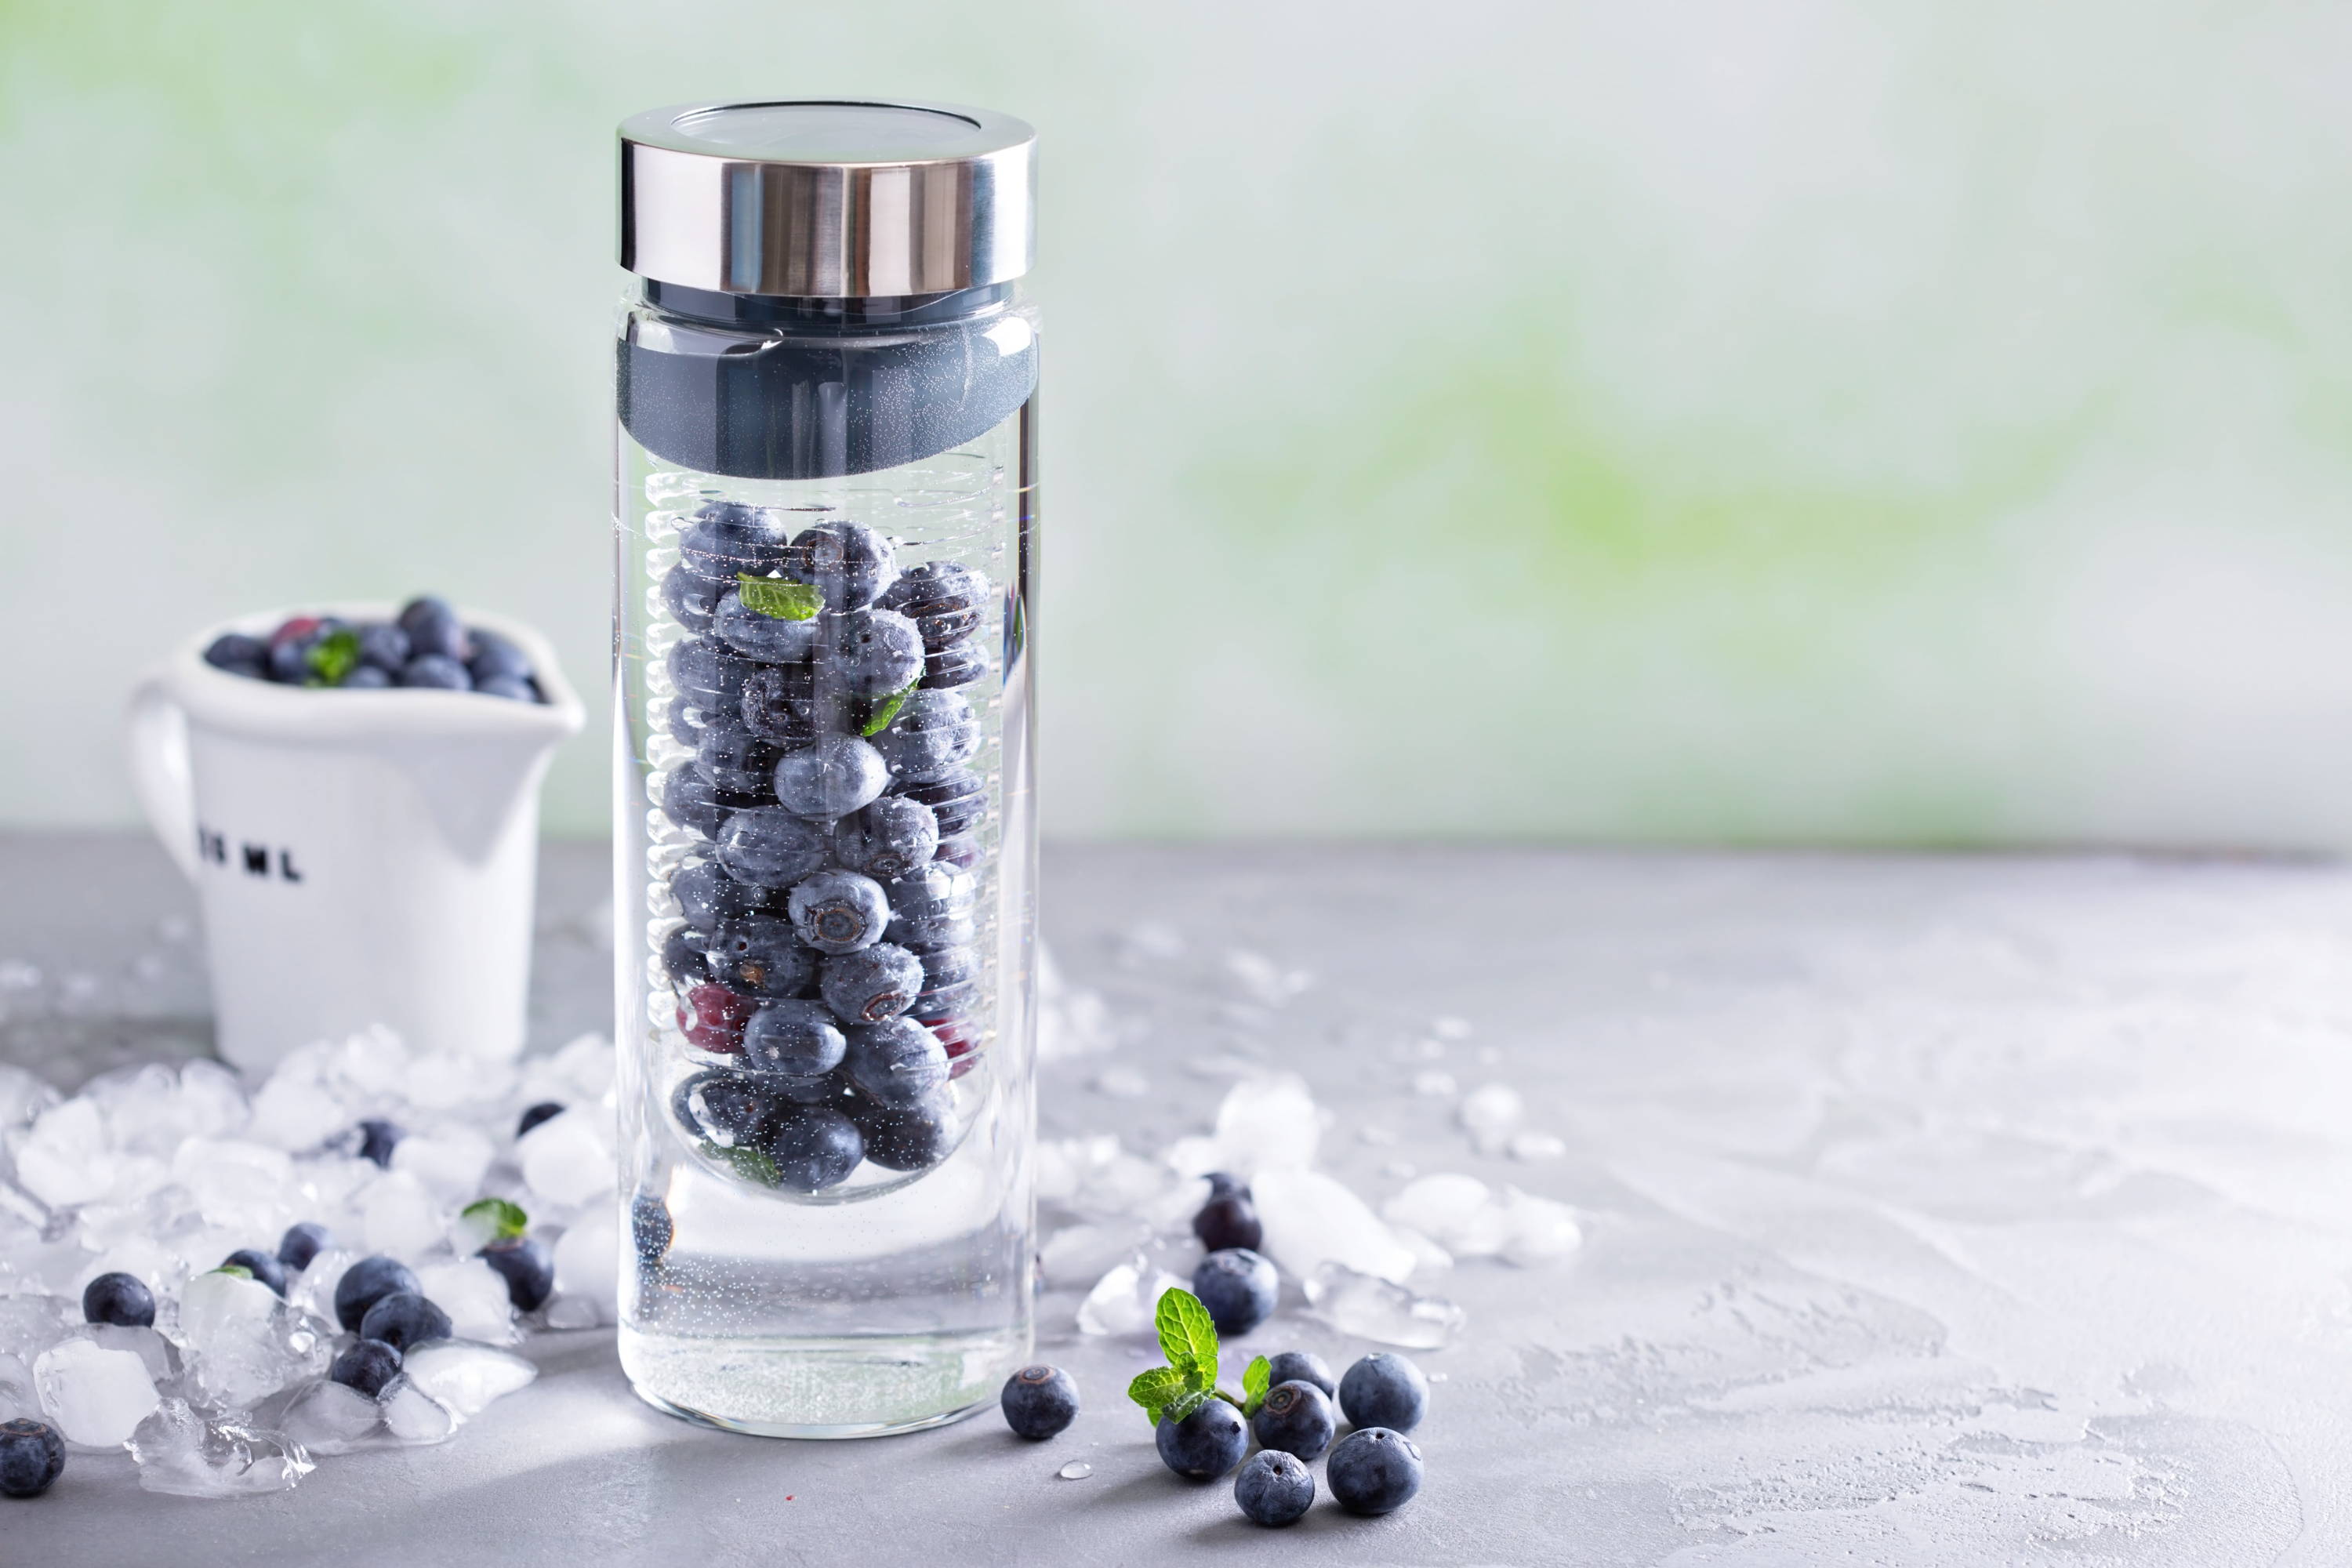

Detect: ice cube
[392, 1124, 495, 1202]
[0, 1350, 38, 1421]
[521, 1113, 614, 1208]
[245, 1071, 350, 1152]
[1508, 1131, 1567, 1162]
[1253, 1167, 1415, 1285]
[176, 1059, 250, 1142]
[86, 1065, 190, 1156]
[405, 1051, 514, 1113]
[1457, 1082, 1524, 1154]
[1224, 949, 1311, 1006]
[287, 1249, 360, 1325]
[1303, 1263, 1465, 1349]
[415, 1258, 517, 1345]
[34, 1335, 159, 1446]
[1092, 1065, 1151, 1100]
[381, 1377, 458, 1444]
[130, 1398, 313, 1496]
[15, 1098, 115, 1209]
[1040, 1220, 1153, 1289]
[0, 1293, 73, 1363]
[1381, 1173, 1512, 1259]
[1390, 1226, 1455, 1276]
[180, 1269, 303, 1406]
[2, 1239, 98, 1299]
[547, 1032, 616, 1102]
[552, 1206, 619, 1320]
[321, 1025, 411, 1100]
[278, 1377, 382, 1455]
[402, 1339, 537, 1417]
[173, 1138, 296, 1234]
[1209, 1073, 1319, 1176]
[1074, 1258, 1186, 1337]
[1496, 1186, 1582, 1265]
[0, 1062, 59, 1130]
[1410, 1069, 1457, 1099]
[361, 1171, 444, 1259]
[83, 1323, 179, 1387]
[1034, 1134, 1121, 1207]
[542, 1294, 601, 1330]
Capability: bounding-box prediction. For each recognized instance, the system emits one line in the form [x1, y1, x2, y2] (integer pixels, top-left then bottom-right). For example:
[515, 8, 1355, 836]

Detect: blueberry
[401, 652, 473, 690]
[739, 662, 823, 745]
[783, 520, 896, 612]
[328, 1338, 403, 1399]
[892, 913, 977, 954]
[869, 690, 978, 782]
[397, 596, 469, 661]
[267, 635, 315, 684]
[677, 982, 755, 1052]
[212, 657, 268, 681]
[932, 833, 983, 869]
[678, 500, 793, 585]
[1000, 1364, 1078, 1439]
[631, 1192, 674, 1264]
[333, 1255, 423, 1332]
[819, 942, 923, 1024]
[342, 664, 394, 689]
[664, 562, 726, 633]
[828, 796, 939, 880]
[1194, 1192, 1264, 1254]
[916, 944, 979, 1011]
[851, 1085, 961, 1171]
[203, 632, 270, 671]
[1263, 1350, 1335, 1398]
[1206, 1172, 1247, 1200]
[667, 636, 756, 706]
[1338, 1352, 1428, 1432]
[815, 608, 924, 699]
[478, 1234, 556, 1312]
[742, 999, 847, 1076]
[1155, 1398, 1249, 1480]
[467, 630, 533, 686]
[758, 1104, 865, 1192]
[1234, 1448, 1315, 1526]
[876, 561, 989, 648]
[0, 1417, 66, 1498]
[710, 913, 816, 999]
[713, 588, 822, 664]
[1250, 1380, 1337, 1461]
[890, 767, 987, 837]
[277, 1221, 334, 1273]
[711, 808, 829, 890]
[359, 1290, 452, 1352]
[1192, 1248, 1277, 1337]
[695, 715, 785, 796]
[223, 1247, 288, 1297]
[671, 1069, 771, 1149]
[844, 1017, 950, 1104]
[788, 869, 891, 954]
[920, 638, 989, 690]
[1327, 1427, 1424, 1515]
[477, 673, 539, 702]
[517, 1102, 565, 1138]
[662, 768, 763, 840]
[772, 733, 890, 820]
[667, 693, 713, 748]
[82, 1271, 155, 1328]
[356, 1117, 405, 1169]
[774, 1069, 850, 1104]
[672, 859, 771, 929]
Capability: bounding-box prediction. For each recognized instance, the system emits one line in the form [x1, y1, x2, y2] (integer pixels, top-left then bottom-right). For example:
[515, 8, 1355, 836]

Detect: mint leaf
[459, 1196, 529, 1246]
[859, 678, 918, 738]
[214, 1264, 254, 1281]
[1163, 1388, 1214, 1425]
[306, 627, 361, 687]
[1127, 1366, 1186, 1425]
[1243, 1355, 1271, 1414]
[1156, 1288, 1221, 1375]
[738, 575, 821, 621]
[724, 1144, 780, 1187]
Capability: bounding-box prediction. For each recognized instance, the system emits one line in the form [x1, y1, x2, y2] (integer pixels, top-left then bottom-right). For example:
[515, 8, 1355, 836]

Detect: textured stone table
[3, 835, 2348, 1565]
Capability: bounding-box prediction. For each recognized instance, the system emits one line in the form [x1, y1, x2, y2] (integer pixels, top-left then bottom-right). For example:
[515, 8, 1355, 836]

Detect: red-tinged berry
[680, 982, 754, 1052]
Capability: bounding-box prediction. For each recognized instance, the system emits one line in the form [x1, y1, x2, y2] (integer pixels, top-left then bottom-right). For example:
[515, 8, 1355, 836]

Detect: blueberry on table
[919, 638, 989, 690]
[999, 1364, 1078, 1439]
[742, 999, 847, 1076]
[758, 1104, 865, 1192]
[467, 630, 533, 685]
[1233, 1449, 1315, 1526]
[479, 1235, 556, 1312]
[1250, 1381, 1337, 1461]
[713, 588, 822, 664]
[678, 500, 794, 584]
[1155, 1399, 1248, 1480]
[329, 1338, 403, 1399]
[664, 562, 725, 634]
[203, 632, 270, 672]
[677, 982, 756, 1053]
[1192, 1248, 1278, 1337]
[631, 1192, 674, 1265]
[222, 1247, 288, 1297]
[711, 808, 829, 890]
[787, 869, 891, 954]
[844, 1017, 950, 1104]
[672, 860, 771, 930]
[277, 1221, 334, 1274]
[890, 767, 987, 837]
[1326, 1428, 1424, 1515]
[694, 715, 785, 797]
[819, 942, 924, 1024]
[772, 733, 891, 820]
[357, 1117, 405, 1169]
[1263, 1349, 1334, 1398]
[816, 608, 924, 699]
[354, 621, 411, 673]
[517, 1102, 565, 1138]
[397, 595, 469, 661]
[662, 768, 763, 840]
[360, 1290, 453, 1353]
[667, 636, 756, 706]
[400, 653, 473, 691]
[869, 690, 979, 782]
[1193, 1191, 1264, 1254]
[850, 1086, 961, 1171]
[672, 1069, 773, 1149]
[1338, 1352, 1428, 1432]
[333, 1255, 423, 1332]
[0, 1417, 66, 1498]
[827, 796, 939, 880]
[81, 1271, 155, 1328]
[783, 519, 897, 612]
[711, 914, 815, 1000]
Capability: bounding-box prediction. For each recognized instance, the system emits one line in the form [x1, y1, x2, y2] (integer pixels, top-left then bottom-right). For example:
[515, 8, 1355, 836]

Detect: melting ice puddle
[1058, 1461, 1092, 1480]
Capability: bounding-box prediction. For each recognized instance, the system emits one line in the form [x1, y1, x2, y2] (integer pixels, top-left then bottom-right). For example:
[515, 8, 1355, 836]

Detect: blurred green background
[4, 0, 2349, 847]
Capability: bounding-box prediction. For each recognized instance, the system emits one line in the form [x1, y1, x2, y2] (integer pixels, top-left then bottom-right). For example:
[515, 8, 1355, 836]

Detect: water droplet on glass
[1057, 1461, 1092, 1480]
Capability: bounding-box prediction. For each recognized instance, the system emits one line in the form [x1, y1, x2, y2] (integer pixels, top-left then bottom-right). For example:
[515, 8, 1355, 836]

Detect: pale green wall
[4, 0, 2350, 847]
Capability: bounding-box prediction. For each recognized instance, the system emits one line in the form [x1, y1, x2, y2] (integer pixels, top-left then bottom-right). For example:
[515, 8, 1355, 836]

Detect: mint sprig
[738, 574, 822, 621]
[1123, 1287, 1243, 1427]
[1242, 1354, 1272, 1415]
[459, 1196, 529, 1247]
[860, 677, 919, 738]
[305, 627, 361, 687]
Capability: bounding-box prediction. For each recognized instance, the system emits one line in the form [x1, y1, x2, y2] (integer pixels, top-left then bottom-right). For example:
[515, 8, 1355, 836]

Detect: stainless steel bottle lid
[619, 100, 1036, 299]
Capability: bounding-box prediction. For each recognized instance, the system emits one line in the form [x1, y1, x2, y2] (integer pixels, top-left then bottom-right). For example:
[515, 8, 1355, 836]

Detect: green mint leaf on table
[460, 1196, 529, 1244]
[1127, 1366, 1187, 1425]
[1156, 1287, 1221, 1375]
[305, 627, 361, 687]
[1243, 1354, 1271, 1414]
[738, 575, 821, 621]
[860, 678, 918, 738]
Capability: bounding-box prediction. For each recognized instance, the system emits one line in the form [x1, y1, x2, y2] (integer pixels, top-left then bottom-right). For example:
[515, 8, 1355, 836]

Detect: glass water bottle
[609, 100, 1040, 1436]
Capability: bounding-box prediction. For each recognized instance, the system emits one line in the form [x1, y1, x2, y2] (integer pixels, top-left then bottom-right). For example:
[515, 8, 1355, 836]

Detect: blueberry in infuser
[869, 689, 979, 782]
[713, 587, 822, 664]
[401, 653, 473, 690]
[773, 1069, 848, 1105]
[739, 662, 820, 743]
[397, 595, 469, 662]
[854, 1087, 961, 1171]
[328, 1338, 403, 1399]
[920, 638, 989, 691]
[277, 1221, 334, 1273]
[343, 664, 393, 688]
[876, 561, 989, 649]
[672, 859, 770, 929]
[479, 1235, 556, 1312]
[1250, 1380, 1337, 1461]
[1264, 1349, 1334, 1398]
[671, 1069, 771, 1149]
[819, 942, 924, 1024]
[0, 1417, 66, 1498]
[631, 1192, 674, 1264]
[356, 1117, 405, 1169]
[742, 999, 847, 1076]
[667, 694, 713, 749]
[844, 1016, 950, 1104]
[695, 716, 784, 797]
[788, 869, 891, 954]
[932, 833, 982, 869]
[334, 1255, 423, 1332]
[477, 673, 539, 702]
[891, 766, 987, 837]
[912, 981, 977, 1019]
[886, 860, 975, 924]
[1192, 1248, 1277, 1337]
[1193, 1189, 1263, 1254]
[662, 926, 713, 989]
[827, 796, 938, 880]
[678, 982, 755, 1052]
[662, 768, 763, 840]
[815, 608, 924, 699]
[894, 913, 977, 955]
[758, 1104, 864, 1193]
[82, 1271, 155, 1327]
[359, 1290, 452, 1353]
[710, 913, 815, 999]
[222, 1247, 287, 1297]
[1155, 1398, 1248, 1481]
[667, 636, 755, 706]
[678, 500, 794, 585]
[999, 1363, 1078, 1439]
[1234, 1448, 1315, 1526]
[782, 519, 896, 612]
[1338, 1352, 1428, 1432]
[773, 733, 890, 820]
[1327, 1428, 1423, 1515]
[517, 1102, 565, 1138]
[663, 561, 725, 633]
[711, 808, 829, 890]
[203, 632, 270, 672]
[916, 943, 979, 1006]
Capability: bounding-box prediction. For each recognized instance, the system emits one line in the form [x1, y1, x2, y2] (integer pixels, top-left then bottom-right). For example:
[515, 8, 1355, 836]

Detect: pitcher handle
[125, 671, 200, 879]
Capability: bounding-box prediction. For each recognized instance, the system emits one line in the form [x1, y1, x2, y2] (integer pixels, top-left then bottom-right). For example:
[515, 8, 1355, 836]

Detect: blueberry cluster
[1181, 1350, 1428, 1525]
[201, 595, 547, 701]
[651, 503, 993, 1196]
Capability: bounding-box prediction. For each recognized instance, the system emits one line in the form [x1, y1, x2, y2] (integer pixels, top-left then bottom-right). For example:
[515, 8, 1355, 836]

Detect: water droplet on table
[1058, 1461, 1092, 1480]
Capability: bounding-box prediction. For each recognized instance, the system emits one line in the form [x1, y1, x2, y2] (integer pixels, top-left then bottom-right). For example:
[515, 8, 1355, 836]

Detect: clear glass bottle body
[611, 285, 1039, 1437]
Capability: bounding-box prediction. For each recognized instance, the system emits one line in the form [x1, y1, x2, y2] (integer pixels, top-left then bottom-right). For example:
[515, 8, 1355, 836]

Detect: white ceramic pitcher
[125, 604, 586, 1076]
